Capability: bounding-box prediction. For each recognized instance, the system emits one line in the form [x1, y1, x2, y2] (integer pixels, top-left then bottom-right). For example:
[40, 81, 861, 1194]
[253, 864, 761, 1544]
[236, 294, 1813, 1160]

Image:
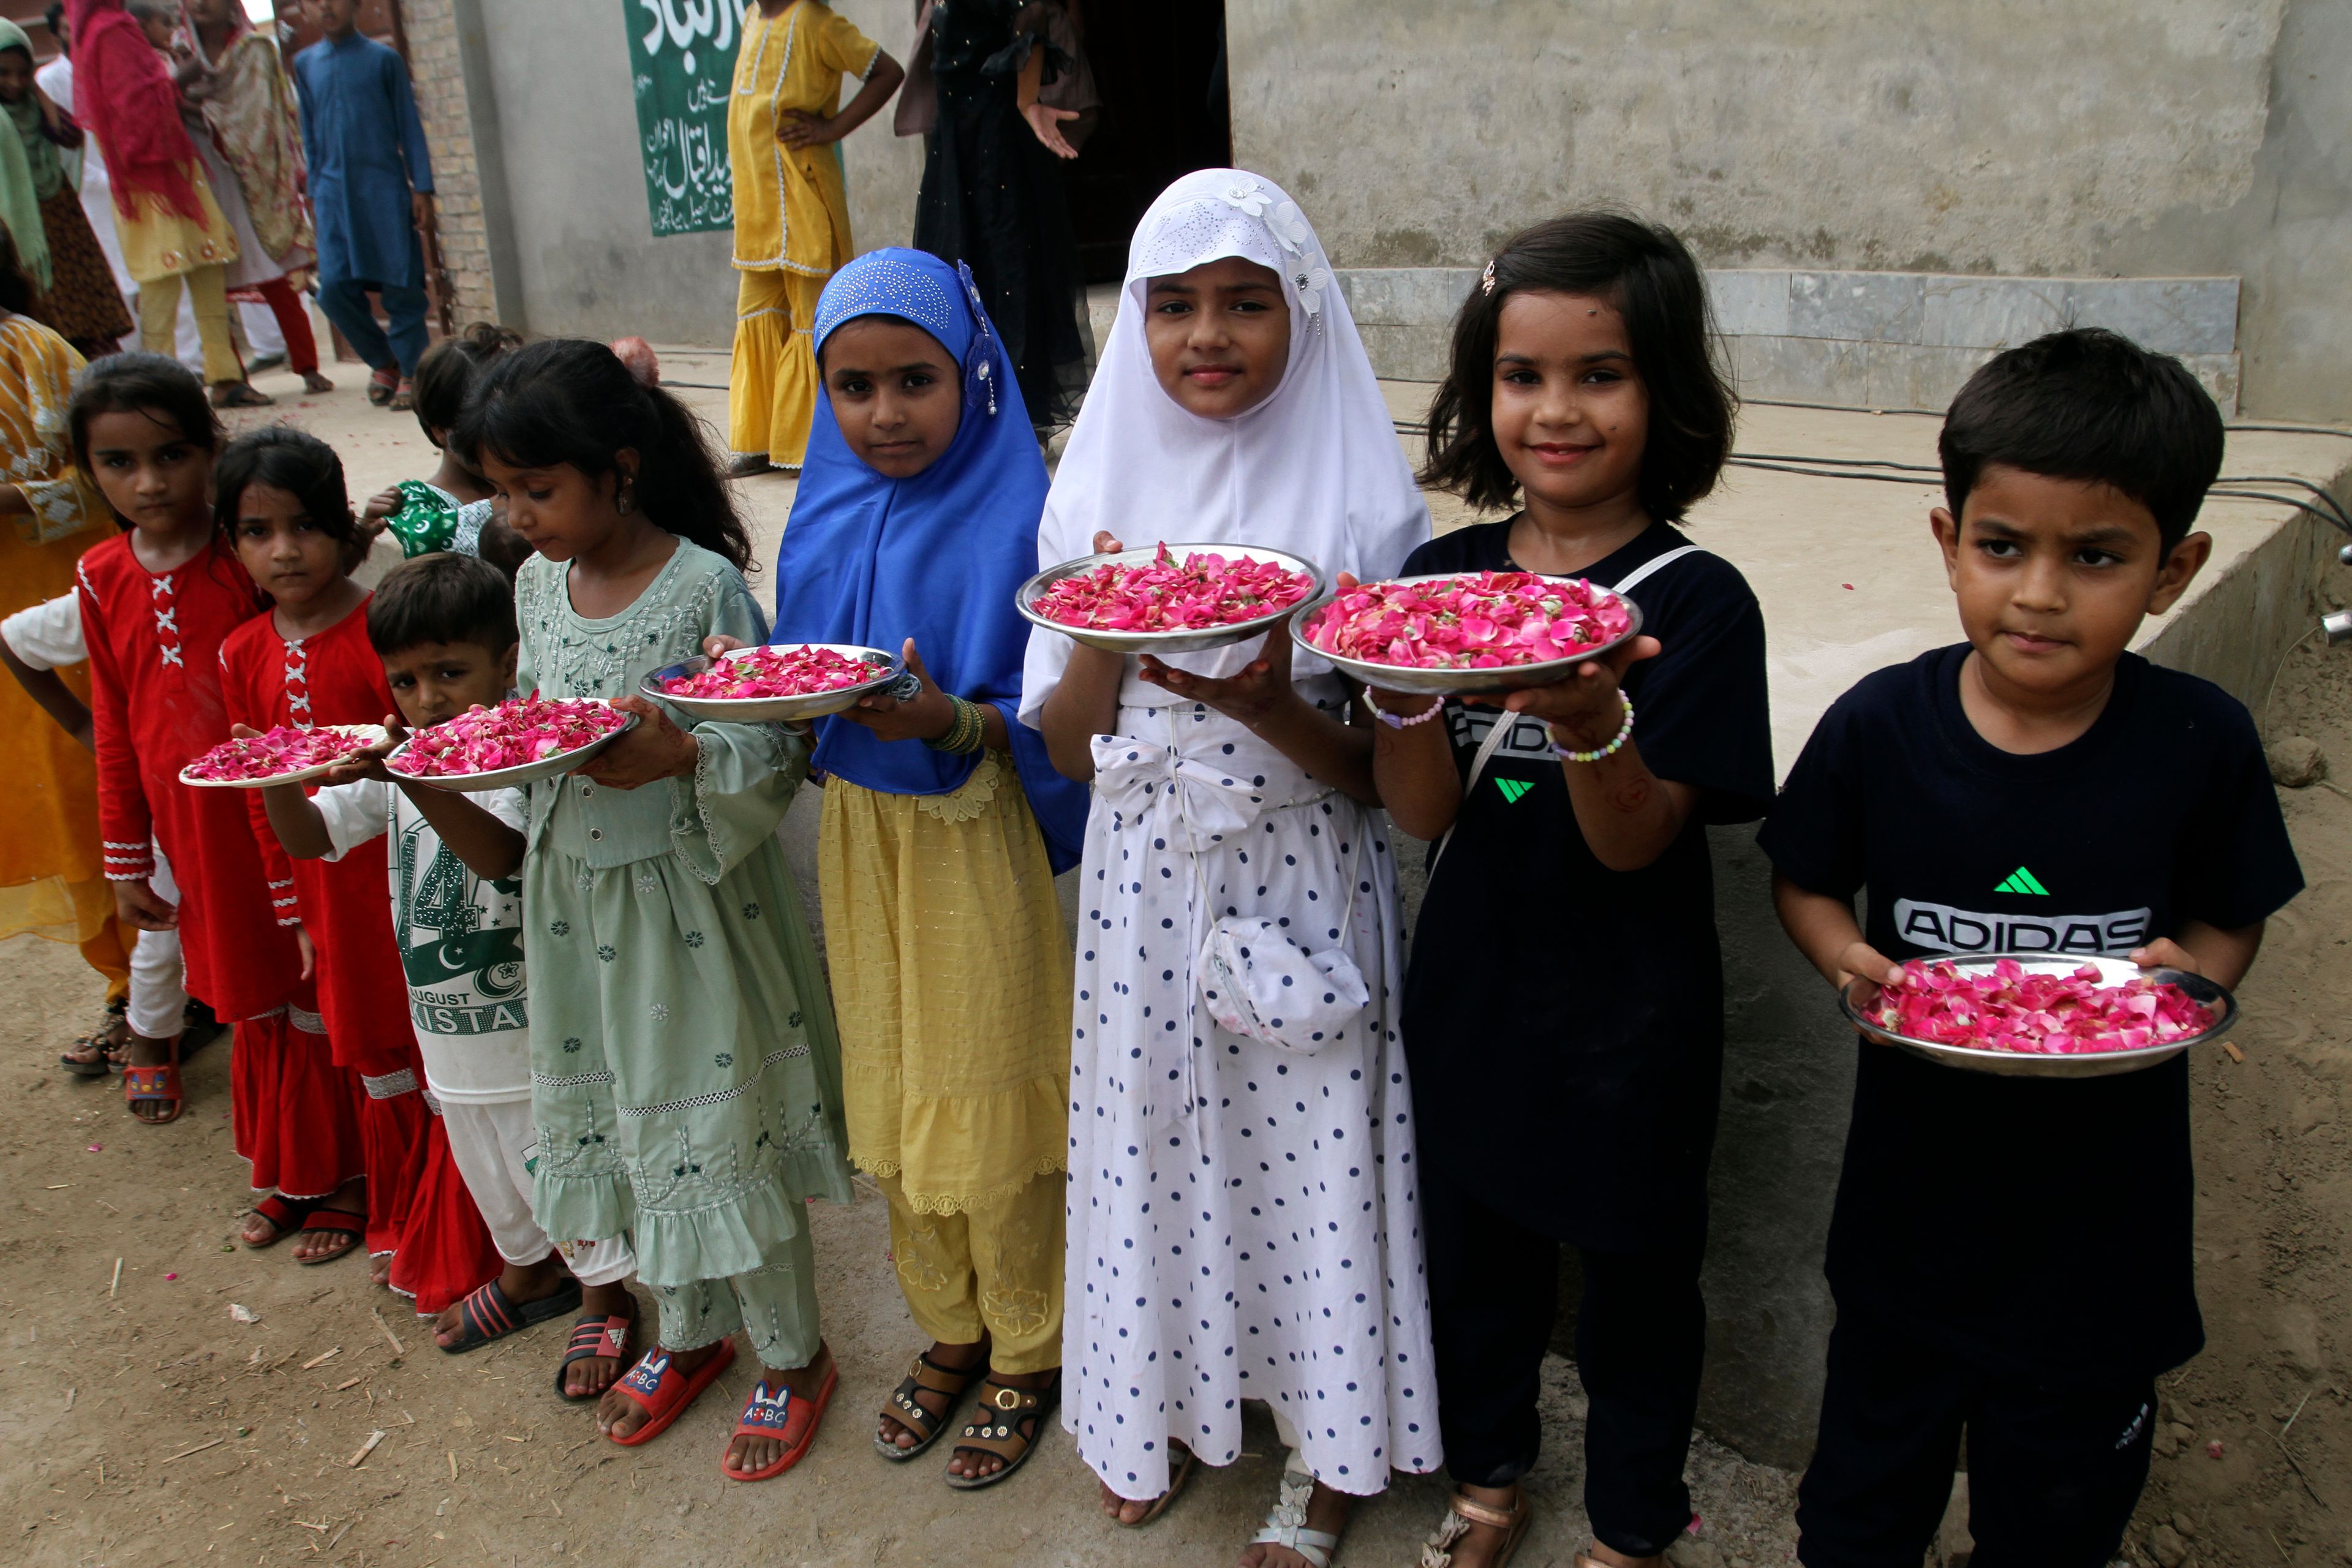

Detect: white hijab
[1019, 169, 1432, 723]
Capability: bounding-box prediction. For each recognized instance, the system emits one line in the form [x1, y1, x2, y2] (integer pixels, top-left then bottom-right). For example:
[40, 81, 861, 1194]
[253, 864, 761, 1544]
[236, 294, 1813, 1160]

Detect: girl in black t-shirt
[1369, 215, 1773, 1568]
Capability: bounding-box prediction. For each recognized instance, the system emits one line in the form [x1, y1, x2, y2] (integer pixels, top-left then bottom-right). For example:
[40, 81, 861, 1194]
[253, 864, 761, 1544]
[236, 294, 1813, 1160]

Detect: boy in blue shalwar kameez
[292, 0, 433, 410]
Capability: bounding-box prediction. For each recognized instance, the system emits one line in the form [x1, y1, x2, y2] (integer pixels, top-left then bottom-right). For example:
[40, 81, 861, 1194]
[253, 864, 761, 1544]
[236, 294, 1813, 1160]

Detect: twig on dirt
[108, 1258, 121, 1298]
[162, 1438, 226, 1464]
[62, 1389, 74, 1412]
[369, 1309, 404, 1357]
[325, 1520, 352, 1552]
[2222, 1041, 2247, 1063]
[2279, 1387, 2315, 1441]
[300, 1347, 342, 1371]
[347, 1431, 385, 1468]
[447, 1450, 456, 1481]
[334, 1377, 361, 1392]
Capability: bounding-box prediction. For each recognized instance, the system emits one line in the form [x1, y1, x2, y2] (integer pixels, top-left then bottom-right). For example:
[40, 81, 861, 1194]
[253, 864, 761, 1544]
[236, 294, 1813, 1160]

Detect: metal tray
[385, 705, 638, 793]
[1016, 544, 1327, 655]
[178, 725, 389, 790]
[1838, 952, 2237, 1079]
[1288, 573, 1645, 696]
[643, 643, 902, 724]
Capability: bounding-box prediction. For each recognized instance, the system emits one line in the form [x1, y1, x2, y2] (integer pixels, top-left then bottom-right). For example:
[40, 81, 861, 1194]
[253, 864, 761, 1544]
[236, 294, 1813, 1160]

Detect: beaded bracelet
[1550, 692, 1635, 763]
[1360, 688, 1447, 729]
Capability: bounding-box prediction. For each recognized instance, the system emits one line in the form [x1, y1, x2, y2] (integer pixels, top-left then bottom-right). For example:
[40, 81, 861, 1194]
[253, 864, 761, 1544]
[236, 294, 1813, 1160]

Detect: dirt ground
[2, 363, 2345, 1567]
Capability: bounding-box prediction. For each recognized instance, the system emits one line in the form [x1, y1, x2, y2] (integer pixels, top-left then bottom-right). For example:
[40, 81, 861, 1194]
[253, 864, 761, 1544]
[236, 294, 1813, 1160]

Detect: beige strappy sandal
[1420, 1486, 1533, 1567]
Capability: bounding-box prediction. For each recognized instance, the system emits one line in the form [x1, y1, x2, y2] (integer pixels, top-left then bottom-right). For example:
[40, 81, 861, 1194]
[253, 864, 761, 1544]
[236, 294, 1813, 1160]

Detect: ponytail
[451, 338, 753, 573]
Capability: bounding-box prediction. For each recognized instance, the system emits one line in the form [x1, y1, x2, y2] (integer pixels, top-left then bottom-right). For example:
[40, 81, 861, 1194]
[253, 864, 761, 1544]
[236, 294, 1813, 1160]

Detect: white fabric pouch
[1199, 917, 1370, 1055]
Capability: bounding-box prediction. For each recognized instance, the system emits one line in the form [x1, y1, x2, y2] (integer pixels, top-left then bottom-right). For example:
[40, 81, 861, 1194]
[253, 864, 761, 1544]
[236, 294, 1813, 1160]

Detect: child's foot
[433, 1254, 570, 1350]
[598, 1338, 731, 1442]
[1101, 1478, 1160, 1526]
[119, 1030, 178, 1123]
[387, 379, 415, 412]
[289, 1177, 368, 1265]
[876, 1337, 986, 1455]
[59, 1000, 131, 1076]
[944, 1365, 1057, 1483]
[1420, 1483, 1532, 1568]
[369, 1251, 392, 1287]
[557, 1282, 636, 1400]
[722, 1340, 835, 1477]
[1237, 1471, 1351, 1568]
[301, 371, 334, 393]
[366, 369, 398, 405]
[210, 380, 274, 409]
[725, 453, 775, 479]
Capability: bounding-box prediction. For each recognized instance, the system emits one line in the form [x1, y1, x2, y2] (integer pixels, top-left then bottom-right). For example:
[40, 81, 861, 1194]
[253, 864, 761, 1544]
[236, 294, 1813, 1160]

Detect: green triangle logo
[1495, 777, 1534, 804]
[1994, 866, 2050, 895]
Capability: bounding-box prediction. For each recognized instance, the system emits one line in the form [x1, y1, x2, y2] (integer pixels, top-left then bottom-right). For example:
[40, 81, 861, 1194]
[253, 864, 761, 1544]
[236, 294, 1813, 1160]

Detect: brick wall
[397, 0, 497, 325]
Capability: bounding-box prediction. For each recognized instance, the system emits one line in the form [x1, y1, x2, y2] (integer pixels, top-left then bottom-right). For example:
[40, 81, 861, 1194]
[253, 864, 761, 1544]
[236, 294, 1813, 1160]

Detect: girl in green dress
[450, 338, 854, 1483]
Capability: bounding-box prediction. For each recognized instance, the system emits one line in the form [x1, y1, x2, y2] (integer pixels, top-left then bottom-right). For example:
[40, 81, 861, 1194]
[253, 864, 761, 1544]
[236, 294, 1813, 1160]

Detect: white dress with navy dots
[1061, 686, 1442, 1501]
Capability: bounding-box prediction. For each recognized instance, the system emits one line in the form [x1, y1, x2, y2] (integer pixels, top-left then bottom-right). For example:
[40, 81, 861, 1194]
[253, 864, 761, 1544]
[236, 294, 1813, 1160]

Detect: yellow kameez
[116, 167, 241, 384]
[0, 315, 128, 995]
[724, 0, 878, 465]
[818, 751, 1070, 1370]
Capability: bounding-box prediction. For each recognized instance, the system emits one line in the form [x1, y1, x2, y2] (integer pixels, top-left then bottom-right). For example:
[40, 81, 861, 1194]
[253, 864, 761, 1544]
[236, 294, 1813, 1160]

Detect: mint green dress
[516, 539, 852, 1363]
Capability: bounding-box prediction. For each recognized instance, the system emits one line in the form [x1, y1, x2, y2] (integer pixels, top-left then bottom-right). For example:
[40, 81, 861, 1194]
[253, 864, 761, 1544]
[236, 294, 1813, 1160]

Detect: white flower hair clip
[1223, 181, 1272, 220]
[1480, 258, 1498, 296]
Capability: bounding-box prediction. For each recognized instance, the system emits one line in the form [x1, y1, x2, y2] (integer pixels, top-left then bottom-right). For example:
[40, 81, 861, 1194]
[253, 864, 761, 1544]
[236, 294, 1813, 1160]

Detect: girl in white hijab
[1023, 170, 1441, 1566]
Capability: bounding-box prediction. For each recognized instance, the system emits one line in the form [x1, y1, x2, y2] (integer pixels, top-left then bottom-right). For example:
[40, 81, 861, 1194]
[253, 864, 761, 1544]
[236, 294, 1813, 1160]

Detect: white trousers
[440, 1095, 634, 1287]
[127, 846, 189, 1041]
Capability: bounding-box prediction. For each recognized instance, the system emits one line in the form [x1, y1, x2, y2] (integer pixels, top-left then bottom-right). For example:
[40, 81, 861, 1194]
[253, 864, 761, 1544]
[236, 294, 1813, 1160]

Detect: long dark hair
[67, 351, 223, 474]
[1420, 211, 1736, 523]
[215, 425, 368, 574]
[451, 338, 752, 572]
[0, 225, 37, 316]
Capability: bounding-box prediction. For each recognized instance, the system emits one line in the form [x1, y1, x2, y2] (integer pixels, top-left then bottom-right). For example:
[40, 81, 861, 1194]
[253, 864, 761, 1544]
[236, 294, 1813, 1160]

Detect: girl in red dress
[72, 357, 359, 1259]
[217, 426, 498, 1306]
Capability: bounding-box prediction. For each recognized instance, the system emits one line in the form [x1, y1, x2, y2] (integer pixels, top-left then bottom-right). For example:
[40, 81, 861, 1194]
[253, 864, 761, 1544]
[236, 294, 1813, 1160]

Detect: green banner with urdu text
[624, 0, 747, 236]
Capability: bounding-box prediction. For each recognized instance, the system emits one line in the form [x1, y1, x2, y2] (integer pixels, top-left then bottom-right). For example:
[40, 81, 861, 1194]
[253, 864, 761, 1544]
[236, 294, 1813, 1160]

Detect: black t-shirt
[1759, 644, 2303, 1384]
[1398, 519, 1774, 1251]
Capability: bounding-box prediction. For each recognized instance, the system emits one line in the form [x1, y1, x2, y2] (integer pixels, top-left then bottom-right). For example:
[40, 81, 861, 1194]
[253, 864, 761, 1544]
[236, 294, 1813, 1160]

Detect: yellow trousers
[137, 264, 238, 385]
[727, 266, 827, 468]
[878, 1170, 1063, 1374]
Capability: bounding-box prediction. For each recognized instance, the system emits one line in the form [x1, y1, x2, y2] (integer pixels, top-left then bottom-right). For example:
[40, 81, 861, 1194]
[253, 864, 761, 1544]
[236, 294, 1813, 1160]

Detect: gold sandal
[944, 1373, 1058, 1490]
[874, 1349, 986, 1462]
[1420, 1487, 1533, 1567]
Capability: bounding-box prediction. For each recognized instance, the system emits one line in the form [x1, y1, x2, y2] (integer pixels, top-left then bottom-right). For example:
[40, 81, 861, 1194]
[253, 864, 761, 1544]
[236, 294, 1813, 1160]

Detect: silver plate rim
[1016, 544, 1329, 656]
[1836, 951, 2238, 1078]
[1286, 572, 1645, 695]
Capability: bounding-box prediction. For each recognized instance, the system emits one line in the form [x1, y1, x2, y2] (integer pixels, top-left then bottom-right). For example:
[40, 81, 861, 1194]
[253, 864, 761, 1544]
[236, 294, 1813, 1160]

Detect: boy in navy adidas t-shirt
[1759, 329, 2302, 1568]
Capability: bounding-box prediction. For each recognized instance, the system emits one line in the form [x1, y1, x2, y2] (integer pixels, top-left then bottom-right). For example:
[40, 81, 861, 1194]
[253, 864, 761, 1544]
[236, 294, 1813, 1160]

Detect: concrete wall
[1230, 0, 2352, 422]
[454, 0, 923, 342]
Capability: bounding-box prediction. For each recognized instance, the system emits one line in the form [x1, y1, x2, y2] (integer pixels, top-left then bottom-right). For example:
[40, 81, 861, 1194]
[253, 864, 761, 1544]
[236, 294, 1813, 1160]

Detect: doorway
[1061, 1, 1230, 283]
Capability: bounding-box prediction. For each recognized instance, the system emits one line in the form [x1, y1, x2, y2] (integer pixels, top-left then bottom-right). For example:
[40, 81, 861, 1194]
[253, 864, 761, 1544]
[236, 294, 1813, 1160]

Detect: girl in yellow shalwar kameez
[723, 0, 901, 477]
[0, 258, 135, 1055]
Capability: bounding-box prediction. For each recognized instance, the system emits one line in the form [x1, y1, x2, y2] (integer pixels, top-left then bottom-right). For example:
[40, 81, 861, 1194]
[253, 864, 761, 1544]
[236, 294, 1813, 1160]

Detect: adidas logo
[1994, 867, 2050, 896]
[1495, 778, 1534, 804]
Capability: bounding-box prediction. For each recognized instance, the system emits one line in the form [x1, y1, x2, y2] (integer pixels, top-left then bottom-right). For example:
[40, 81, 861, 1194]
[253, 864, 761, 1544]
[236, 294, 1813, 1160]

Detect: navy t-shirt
[1398, 519, 1774, 1251]
[1759, 644, 2302, 1384]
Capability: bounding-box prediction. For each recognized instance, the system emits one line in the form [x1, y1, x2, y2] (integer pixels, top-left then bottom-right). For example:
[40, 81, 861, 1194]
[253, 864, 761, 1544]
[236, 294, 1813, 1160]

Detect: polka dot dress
[1061, 692, 1442, 1502]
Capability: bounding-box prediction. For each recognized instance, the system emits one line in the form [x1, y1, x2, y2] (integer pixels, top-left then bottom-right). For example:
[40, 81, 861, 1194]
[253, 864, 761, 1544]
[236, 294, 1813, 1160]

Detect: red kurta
[80, 533, 356, 1199]
[219, 595, 437, 1255]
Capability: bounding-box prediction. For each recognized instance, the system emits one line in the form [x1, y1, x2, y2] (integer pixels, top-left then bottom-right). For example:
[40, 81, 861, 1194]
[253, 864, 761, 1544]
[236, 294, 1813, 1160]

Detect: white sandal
[1420, 1485, 1533, 1567]
[1250, 1449, 1340, 1567]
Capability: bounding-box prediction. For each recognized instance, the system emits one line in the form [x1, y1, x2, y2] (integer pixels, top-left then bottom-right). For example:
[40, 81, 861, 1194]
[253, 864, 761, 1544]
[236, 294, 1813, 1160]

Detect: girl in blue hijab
[723, 247, 1084, 1490]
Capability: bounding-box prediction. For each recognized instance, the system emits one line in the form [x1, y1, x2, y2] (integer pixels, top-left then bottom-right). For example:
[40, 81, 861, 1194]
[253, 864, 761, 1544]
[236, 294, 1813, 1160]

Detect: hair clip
[1480, 259, 1498, 297]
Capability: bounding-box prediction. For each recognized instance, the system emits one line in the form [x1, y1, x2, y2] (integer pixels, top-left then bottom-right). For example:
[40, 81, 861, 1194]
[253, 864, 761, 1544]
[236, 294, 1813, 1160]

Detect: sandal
[605, 1340, 736, 1447]
[366, 369, 398, 405]
[946, 1372, 1058, 1491]
[554, 1301, 638, 1401]
[387, 380, 415, 413]
[875, 1348, 987, 1461]
[1110, 1439, 1196, 1526]
[1421, 1487, 1533, 1568]
[62, 998, 130, 1076]
[1251, 1449, 1341, 1567]
[437, 1277, 582, 1354]
[293, 1206, 366, 1266]
[720, 1359, 837, 1482]
[240, 1193, 318, 1250]
[209, 382, 274, 409]
[122, 1038, 184, 1123]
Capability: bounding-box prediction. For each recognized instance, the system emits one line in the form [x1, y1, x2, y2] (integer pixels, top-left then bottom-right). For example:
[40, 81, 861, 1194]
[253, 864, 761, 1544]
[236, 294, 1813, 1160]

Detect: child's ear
[2145, 531, 2212, 617]
[497, 642, 520, 688]
[1929, 505, 1964, 588]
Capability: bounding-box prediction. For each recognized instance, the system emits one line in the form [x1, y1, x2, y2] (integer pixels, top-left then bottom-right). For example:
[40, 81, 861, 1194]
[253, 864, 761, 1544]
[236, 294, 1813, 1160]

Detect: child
[64, 0, 264, 404]
[360, 321, 526, 569]
[68, 355, 322, 1169]
[258, 552, 641, 1400]
[448, 338, 854, 1474]
[728, 247, 1090, 1488]
[1760, 329, 2302, 1567]
[0, 18, 134, 358]
[1371, 214, 1771, 1568]
[1023, 170, 1439, 1560]
[291, 0, 431, 410]
[721, 0, 901, 477]
[216, 425, 476, 1285]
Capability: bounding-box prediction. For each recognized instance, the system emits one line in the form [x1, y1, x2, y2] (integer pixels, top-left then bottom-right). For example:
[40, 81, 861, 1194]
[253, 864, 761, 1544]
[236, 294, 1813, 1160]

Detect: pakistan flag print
[396, 817, 527, 1036]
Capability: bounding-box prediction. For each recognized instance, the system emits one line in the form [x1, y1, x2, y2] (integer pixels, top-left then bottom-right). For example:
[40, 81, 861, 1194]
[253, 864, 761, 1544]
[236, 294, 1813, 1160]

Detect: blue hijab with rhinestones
[772, 246, 1087, 873]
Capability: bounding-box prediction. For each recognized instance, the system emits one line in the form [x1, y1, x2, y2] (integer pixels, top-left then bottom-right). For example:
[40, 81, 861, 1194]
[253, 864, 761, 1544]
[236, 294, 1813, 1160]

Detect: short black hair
[214, 426, 367, 572]
[69, 352, 222, 475]
[1939, 328, 2224, 554]
[1420, 211, 1737, 521]
[412, 321, 522, 445]
[367, 552, 518, 657]
[0, 224, 36, 315]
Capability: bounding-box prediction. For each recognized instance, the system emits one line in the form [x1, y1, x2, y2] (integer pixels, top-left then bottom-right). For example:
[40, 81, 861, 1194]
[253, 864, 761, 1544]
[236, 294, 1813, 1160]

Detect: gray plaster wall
[459, 0, 924, 342]
[1230, 0, 2351, 421]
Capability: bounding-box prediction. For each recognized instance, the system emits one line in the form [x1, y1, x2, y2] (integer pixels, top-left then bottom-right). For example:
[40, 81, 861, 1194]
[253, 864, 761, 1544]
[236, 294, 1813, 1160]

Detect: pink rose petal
[1037, 543, 1314, 632]
[1305, 572, 1632, 670]
[662, 645, 875, 701]
[386, 698, 625, 779]
[184, 725, 378, 782]
[1872, 959, 2211, 1055]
